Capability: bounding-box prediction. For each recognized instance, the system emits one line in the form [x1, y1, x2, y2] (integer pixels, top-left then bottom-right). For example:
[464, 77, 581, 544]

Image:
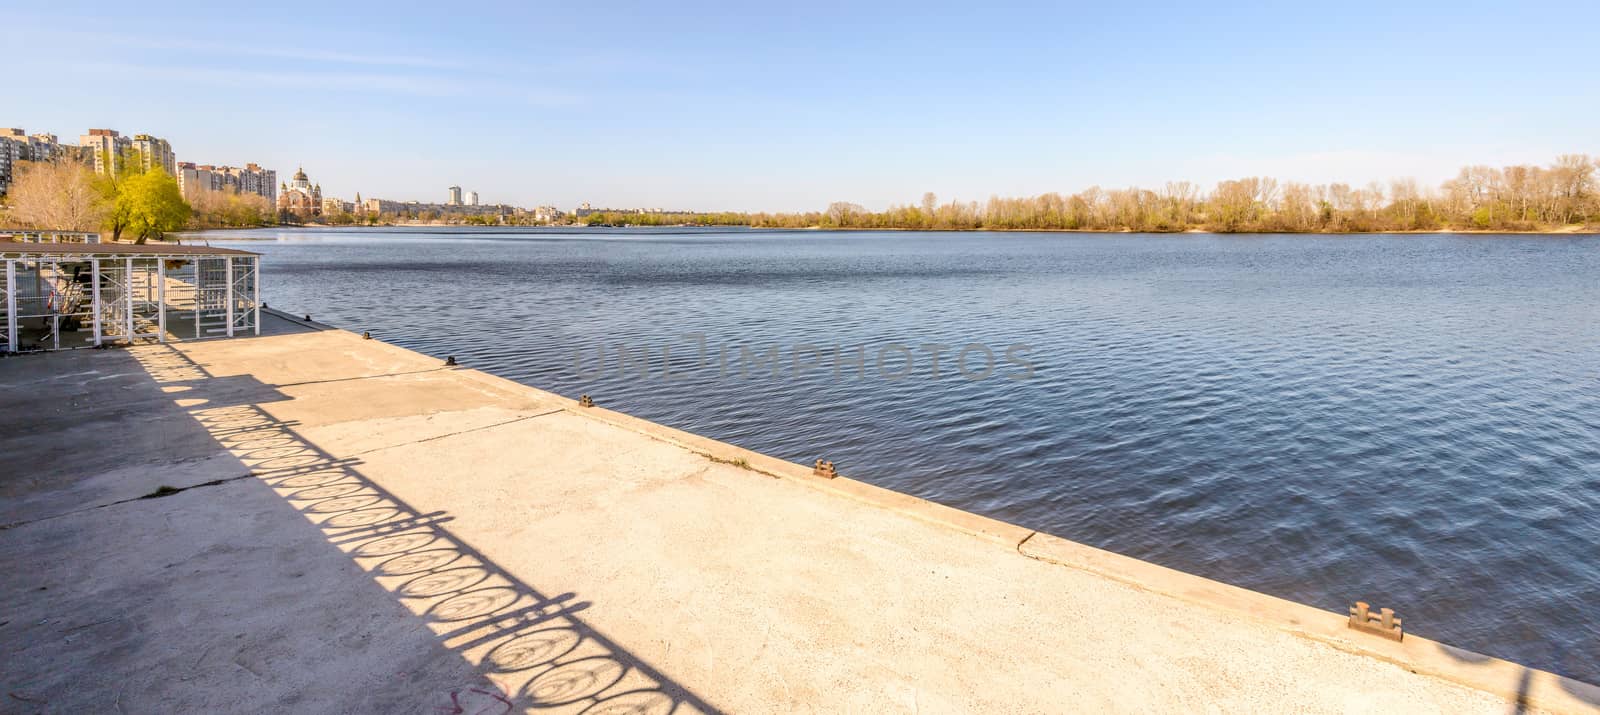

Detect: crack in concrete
[0, 473, 257, 530]
[1014, 530, 1040, 555]
[349, 409, 566, 456]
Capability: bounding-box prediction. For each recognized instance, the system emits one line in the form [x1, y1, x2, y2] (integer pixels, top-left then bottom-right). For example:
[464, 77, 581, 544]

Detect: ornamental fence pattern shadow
[129, 345, 722, 715]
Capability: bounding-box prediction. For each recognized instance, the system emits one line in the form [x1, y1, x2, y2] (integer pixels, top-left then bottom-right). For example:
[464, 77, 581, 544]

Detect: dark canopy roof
[0, 243, 258, 259]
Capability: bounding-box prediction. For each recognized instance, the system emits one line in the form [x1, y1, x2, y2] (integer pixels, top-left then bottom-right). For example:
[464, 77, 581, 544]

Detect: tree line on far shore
[586, 154, 1600, 233]
[6, 152, 1597, 235]
[0, 152, 275, 241]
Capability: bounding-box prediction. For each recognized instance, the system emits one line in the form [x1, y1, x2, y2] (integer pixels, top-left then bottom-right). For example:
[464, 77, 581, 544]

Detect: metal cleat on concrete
[814, 459, 837, 479]
[579, 394, 595, 407]
[1348, 601, 1403, 641]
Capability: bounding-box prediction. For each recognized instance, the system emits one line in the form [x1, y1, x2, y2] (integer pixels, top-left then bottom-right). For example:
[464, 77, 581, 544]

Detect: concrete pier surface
[2, 313, 1596, 713]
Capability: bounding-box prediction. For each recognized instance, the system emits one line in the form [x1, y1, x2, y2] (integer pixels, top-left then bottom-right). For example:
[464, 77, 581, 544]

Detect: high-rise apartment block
[4, 125, 276, 201]
[79, 129, 133, 175]
[0, 128, 90, 195]
[130, 134, 176, 175]
[176, 162, 278, 204]
[176, 162, 215, 196]
[0, 135, 17, 196]
[234, 163, 277, 205]
[77, 129, 177, 176]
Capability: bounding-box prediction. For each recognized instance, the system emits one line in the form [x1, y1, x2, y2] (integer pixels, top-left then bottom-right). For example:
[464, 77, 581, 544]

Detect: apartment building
[0, 128, 90, 195]
[76, 129, 177, 177]
[79, 129, 133, 175]
[0, 134, 17, 195]
[229, 163, 277, 205]
[177, 161, 278, 204]
[130, 134, 176, 175]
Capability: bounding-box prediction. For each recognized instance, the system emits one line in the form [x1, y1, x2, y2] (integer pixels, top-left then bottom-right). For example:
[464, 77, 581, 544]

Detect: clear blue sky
[9, 1, 1598, 212]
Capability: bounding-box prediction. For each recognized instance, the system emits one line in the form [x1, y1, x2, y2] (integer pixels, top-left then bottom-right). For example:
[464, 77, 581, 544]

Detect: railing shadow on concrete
[1427, 612, 1600, 714]
[127, 344, 723, 714]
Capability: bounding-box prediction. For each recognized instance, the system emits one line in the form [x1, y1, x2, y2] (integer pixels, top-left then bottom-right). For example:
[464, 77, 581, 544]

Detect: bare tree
[1161, 181, 1199, 226]
[825, 201, 865, 226]
[1209, 179, 1261, 231]
[2, 160, 103, 230]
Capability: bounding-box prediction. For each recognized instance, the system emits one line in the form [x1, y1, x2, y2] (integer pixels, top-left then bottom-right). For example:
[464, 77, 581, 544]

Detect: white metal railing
[1, 230, 102, 244]
[2, 254, 259, 352]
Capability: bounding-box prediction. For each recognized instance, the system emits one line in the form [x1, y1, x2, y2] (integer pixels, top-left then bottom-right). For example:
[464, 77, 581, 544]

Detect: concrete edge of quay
[262, 310, 1600, 711]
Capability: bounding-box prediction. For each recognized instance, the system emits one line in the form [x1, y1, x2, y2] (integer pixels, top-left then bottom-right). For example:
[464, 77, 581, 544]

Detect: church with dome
[276, 166, 322, 217]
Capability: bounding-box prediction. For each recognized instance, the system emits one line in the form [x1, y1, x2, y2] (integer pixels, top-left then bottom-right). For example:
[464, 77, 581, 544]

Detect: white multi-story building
[77, 129, 176, 177]
[466, 190, 479, 206]
[130, 134, 176, 175]
[1, 128, 90, 194]
[79, 129, 133, 176]
[224, 163, 276, 204]
[176, 163, 216, 197]
[177, 162, 278, 204]
[447, 185, 463, 206]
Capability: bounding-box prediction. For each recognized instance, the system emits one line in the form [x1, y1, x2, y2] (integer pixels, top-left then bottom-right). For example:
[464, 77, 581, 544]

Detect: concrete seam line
[349, 409, 565, 456]
[0, 472, 257, 530]
[271, 366, 448, 389]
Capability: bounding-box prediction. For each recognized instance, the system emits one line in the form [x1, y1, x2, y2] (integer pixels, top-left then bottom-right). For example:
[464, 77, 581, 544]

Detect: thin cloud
[56, 31, 465, 70]
[65, 62, 460, 95]
[173, 41, 468, 70]
[64, 62, 583, 107]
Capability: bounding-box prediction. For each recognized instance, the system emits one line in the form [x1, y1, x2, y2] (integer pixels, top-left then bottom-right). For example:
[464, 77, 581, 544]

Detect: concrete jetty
[2, 312, 1596, 713]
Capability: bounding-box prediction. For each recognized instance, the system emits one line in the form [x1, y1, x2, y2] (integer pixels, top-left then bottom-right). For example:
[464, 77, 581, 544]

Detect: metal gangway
[2, 243, 259, 353]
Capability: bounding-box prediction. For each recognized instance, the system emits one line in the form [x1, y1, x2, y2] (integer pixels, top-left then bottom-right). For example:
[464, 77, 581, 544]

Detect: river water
[203, 226, 1600, 683]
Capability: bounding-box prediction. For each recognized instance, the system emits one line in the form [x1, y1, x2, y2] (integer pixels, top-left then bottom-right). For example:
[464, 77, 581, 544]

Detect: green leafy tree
[89, 148, 188, 242]
[116, 169, 191, 243]
[92, 148, 143, 241]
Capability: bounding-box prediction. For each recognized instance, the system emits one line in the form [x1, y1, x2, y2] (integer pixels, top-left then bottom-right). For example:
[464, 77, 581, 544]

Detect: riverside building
[277, 167, 323, 217]
[177, 162, 278, 203]
[78, 129, 177, 177]
[0, 129, 91, 195]
[79, 129, 131, 175]
[129, 134, 176, 175]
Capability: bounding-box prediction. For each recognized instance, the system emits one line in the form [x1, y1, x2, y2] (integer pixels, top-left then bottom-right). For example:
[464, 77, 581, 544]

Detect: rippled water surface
[205, 226, 1600, 682]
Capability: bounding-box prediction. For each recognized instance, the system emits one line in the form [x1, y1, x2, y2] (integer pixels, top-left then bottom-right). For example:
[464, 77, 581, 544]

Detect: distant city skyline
[2, 122, 530, 213]
[8, 1, 1599, 212]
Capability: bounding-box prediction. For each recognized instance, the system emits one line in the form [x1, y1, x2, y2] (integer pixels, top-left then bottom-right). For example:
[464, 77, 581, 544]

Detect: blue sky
[8, 1, 1598, 211]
